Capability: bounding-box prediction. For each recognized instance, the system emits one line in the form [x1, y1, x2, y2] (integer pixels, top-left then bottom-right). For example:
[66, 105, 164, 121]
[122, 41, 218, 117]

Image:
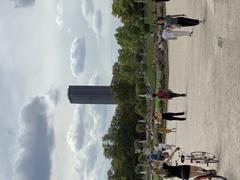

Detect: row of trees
[103, 106, 141, 179]
[102, 0, 153, 179]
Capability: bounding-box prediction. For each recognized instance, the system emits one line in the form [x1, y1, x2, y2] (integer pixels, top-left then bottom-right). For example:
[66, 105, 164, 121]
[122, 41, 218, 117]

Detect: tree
[102, 1, 150, 178]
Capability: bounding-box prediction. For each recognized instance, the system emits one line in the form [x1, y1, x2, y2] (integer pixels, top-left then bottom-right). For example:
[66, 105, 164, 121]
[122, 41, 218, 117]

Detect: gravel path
[165, 0, 240, 179]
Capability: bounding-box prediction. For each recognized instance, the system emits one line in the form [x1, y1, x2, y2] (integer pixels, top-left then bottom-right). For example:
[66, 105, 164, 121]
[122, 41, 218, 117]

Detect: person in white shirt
[162, 29, 193, 40]
[154, 143, 175, 152]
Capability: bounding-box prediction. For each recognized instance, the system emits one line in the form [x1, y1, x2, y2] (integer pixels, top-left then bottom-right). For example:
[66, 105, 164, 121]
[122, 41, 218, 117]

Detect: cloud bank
[11, 0, 35, 8]
[13, 98, 54, 180]
[92, 10, 102, 35]
[45, 87, 60, 108]
[89, 71, 99, 85]
[67, 106, 86, 153]
[67, 106, 109, 180]
[82, 0, 94, 26]
[56, 1, 63, 28]
[70, 37, 86, 77]
[13, 88, 59, 180]
[81, 0, 103, 36]
[66, 74, 110, 180]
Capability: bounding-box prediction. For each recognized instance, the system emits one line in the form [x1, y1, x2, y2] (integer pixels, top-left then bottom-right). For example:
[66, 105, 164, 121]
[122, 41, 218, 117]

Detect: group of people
[153, 110, 185, 134]
[152, 89, 187, 125]
[147, 89, 217, 179]
[157, 14, 204, 40]
[147, 143, 173, 162]
[150, 147, 216, 179]
[139, 3, 213, 179]
[139, 89, 187, 134]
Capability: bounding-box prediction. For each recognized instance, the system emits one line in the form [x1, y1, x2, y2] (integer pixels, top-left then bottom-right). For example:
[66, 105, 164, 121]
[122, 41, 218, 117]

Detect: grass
[145, 35, 155, 86]
[145, 0, 155, 87]
[143, 2, 169, 180]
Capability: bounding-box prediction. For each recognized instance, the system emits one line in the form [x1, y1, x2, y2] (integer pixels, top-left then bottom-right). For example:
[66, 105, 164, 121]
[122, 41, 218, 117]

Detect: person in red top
[152, 89, 186, 100]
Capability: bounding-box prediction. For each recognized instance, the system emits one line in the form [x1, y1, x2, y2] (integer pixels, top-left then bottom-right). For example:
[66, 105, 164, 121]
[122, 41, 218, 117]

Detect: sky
[0, 0, 120, 180]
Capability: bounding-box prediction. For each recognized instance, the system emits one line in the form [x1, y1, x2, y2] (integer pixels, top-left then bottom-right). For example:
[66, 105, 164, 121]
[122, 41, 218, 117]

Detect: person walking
[156, 127, 176, 134]
[152, 89, 186, 100]
[152, 148, 217, 179]
[162, 29, 193, 40]
[154, 111, 186, 124]
[157, 14, 204, 28]
[154, 143, 175, 152]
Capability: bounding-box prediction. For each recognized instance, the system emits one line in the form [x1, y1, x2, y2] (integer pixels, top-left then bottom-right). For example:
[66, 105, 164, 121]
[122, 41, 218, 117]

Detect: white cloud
[45, 86, 60, 108]
[89, 71, 99, 85]
[66, 74, 111, 180]
[82, 0, 94, 27]
[81, 0, 103, 37]
[11, 0, 35, 8]
[56, 1, 63, 28]
[67, 106, 86, 153]
[13, 97, 55, 180]
[56, 16, 63, 29]
[92, 10, 102, 35]
[85, 143, 98, 174]
[70, 37, 86, 77]
[71, 140, 98, 180]
[0, 0, 119, 180]
[66, 105, 101, 155]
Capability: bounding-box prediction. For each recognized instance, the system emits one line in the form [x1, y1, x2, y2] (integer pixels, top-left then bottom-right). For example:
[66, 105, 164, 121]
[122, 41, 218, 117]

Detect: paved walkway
[166, 0, 240, 179]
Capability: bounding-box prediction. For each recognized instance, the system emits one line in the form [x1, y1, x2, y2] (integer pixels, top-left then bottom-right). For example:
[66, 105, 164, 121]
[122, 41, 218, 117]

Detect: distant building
[68, 85, 116, 104]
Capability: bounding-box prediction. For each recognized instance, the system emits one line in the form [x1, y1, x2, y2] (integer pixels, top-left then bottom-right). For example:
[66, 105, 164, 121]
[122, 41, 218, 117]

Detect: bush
[135, 82, 147, 95]
[138, 153, 147, 163]
[143, 23, 150, 33]
[135, 164, 146, 174]
[135, 124, 146, 133]
[135, 102, 147, 117]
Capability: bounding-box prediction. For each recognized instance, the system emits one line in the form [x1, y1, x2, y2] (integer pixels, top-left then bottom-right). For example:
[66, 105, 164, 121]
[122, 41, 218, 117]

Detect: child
[156, 127, 176, 134]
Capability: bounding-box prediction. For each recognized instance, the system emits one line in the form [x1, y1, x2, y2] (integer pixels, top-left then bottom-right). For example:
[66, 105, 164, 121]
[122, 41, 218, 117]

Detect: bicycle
[194, 172, 227, 180]
[175, 150, 219, 166]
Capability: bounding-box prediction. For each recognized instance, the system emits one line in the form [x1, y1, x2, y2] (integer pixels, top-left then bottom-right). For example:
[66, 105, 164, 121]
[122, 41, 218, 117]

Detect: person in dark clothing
[152, 148, 217, 179]
[152, 89, 186, 100]
[154, 111, 186, 124]
[162, 163, 191, 179]
[157, 15, 204, 28]
[163, 112, 186, 121]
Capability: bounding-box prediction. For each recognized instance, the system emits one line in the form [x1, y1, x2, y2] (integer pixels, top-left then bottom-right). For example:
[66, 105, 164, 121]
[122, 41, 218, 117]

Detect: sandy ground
[165, 0, 240, 179]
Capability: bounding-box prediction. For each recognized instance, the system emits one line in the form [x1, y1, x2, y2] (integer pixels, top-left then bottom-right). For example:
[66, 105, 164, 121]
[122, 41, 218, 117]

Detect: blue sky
[0, 0, 120, 180]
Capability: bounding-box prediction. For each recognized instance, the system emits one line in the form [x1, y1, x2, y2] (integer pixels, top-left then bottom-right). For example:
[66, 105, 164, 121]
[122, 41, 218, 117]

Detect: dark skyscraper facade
[68, 85, 116, 104]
